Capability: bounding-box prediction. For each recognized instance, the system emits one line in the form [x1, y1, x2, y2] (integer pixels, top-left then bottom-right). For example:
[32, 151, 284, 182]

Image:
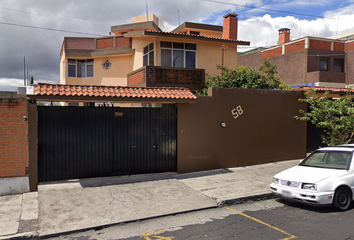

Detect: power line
[202, 0, 354, 23]
[0, 21, 105, 36]
[0, 7, 111, 28]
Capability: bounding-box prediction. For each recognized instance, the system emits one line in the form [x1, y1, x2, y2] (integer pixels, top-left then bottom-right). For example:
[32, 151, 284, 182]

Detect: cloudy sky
[1, 0, 354, 91]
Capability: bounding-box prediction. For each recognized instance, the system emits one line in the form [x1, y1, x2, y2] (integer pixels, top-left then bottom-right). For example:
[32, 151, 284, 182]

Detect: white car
[269, 145, 354, 211]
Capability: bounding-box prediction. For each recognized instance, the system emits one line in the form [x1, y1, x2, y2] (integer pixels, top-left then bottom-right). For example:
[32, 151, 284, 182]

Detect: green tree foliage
[30, 76, 34, 85]
[295, 89, 354, 146]
[197, 59, 291, 95]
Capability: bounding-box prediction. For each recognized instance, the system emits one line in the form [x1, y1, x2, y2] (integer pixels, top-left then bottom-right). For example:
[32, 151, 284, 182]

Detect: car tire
[333, 187, 352, 211]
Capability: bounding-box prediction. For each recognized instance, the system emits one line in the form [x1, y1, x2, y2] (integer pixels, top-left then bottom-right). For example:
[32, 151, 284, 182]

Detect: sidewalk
[0, 159, 299, 239]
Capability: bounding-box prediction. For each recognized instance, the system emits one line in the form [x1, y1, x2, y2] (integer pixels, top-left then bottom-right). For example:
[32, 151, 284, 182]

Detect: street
[47, 198, 354, 240]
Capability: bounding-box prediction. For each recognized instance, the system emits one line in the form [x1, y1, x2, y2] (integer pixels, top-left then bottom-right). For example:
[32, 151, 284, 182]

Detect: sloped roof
[294, 86, 354, 93]
[140, 30, 250, 45]
[28, 83, 198, 102]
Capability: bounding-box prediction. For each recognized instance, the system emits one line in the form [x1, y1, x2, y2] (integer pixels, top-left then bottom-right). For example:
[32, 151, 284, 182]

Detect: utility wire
[0, 7, 111, 27]
[203, 0, 354, 23]
[0, 21, 105, 36]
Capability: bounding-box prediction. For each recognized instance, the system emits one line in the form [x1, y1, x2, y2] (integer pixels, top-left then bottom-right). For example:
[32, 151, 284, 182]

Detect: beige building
[60, 13, 250, 92]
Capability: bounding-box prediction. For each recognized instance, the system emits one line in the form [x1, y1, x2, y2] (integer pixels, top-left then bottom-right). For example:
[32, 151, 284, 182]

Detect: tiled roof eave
[30, 83, 198, 102]
[143, 30, 250, 45]
[293, 86, 354, 94]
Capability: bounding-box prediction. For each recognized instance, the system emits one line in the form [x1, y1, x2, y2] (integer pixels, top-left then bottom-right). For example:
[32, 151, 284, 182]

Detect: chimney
[278, 28, 291, 45]
[223, 13, 238, 40]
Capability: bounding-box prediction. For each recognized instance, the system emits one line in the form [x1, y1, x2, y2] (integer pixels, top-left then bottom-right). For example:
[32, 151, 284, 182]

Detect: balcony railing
[128, 66, 205, 91]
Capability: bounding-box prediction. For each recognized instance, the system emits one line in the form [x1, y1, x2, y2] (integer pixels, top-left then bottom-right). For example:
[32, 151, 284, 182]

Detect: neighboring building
[238, 28, 354, 87]
[60, 13, 250, 94]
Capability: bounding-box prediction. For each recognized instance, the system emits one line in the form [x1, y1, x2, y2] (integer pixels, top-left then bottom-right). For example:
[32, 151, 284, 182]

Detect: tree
[30, 76, 34, 85]
[197, 59, 291, 95]
[295, 88, 354, 146]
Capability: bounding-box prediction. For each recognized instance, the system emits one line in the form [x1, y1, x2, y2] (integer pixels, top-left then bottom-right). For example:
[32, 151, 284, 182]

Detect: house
[60, 13, 250, 101]
[238, 28, 354, 87]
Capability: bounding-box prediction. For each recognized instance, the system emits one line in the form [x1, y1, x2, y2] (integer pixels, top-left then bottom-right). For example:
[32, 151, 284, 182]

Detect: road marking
[141, 229, 175, 240]
[226, 207, 297, 240]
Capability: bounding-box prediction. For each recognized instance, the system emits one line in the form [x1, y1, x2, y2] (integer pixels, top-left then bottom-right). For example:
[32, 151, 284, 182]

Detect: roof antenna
[178, 9, 180, 25]
[146, 1, 149, 21]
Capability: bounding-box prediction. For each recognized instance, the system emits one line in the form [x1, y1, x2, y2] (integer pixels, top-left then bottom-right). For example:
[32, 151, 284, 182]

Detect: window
[160, 41, 196, 68]
[189, 31, 200, 35]
[68, 59, 94, 78]
[334, 59, 344, 72]
[143, 42, 154, 66]
[319, 58, 328, 71]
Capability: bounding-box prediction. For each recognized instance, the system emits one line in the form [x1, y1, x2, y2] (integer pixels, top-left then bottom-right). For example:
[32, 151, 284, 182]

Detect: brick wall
[0, 95, 28, 178]
[285, 40, 305, 53]
[128, 68, 146, 86]
[261, 47, 282, 59]
[97, 38, 114, 49]
[309, 39, 331, 50]
[66, 38, 95, 49]
[333, 42, 345, 52]
[116, 37, 131, 47]
[345, 41, 354, 52]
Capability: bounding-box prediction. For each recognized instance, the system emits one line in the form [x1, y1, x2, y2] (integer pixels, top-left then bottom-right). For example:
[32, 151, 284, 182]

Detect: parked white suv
[269, 145, 354, 211]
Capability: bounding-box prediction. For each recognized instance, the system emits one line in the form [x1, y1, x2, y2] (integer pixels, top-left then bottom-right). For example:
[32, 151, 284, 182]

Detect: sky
[1, 0, 354, 91]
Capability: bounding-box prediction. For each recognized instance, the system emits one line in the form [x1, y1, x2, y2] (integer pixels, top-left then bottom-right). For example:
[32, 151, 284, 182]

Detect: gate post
[28, 99, 38, 191]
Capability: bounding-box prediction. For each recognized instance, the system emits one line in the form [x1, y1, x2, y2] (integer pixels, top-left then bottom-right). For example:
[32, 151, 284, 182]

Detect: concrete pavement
[0, 159, 300, 239]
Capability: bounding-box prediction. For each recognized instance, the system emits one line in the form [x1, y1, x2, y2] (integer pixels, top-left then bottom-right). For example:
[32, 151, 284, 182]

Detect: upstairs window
[319, 58, 328, 71]
[334, 59, 344, 72]
[189, 31, 200, 35]
[160, 41, 196, 68]
[68, 59, 94, 78]
[143, 42, 154, 66]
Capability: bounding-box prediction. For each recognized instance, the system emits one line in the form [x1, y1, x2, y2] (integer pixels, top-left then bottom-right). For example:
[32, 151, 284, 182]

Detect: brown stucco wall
[177, 87, 307, 173]
[238, 49, 307, 85]
[267, 50, 307, 85]
[237, 51, 263, 70]
[345, 44, 354, 85]
[238, 48, 346, 85]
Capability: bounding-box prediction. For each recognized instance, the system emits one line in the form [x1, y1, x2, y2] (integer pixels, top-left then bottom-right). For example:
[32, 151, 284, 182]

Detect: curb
[38, 206, 217, 239]
[0, 232, 38, 240]
[217, 193, 277, 207]
[1, 193, 277, 239]
[40, 193, 276, 239]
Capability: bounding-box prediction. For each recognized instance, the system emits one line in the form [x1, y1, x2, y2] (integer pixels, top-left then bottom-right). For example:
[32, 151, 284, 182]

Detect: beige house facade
[60, 13, 250, 91]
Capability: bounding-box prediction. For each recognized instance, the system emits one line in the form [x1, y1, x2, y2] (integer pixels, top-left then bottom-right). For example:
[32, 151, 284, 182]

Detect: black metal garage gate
[38, 106, 177, 182]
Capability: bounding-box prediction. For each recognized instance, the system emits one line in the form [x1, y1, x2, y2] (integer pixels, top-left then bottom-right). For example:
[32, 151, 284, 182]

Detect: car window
[300, 151, 352, 170]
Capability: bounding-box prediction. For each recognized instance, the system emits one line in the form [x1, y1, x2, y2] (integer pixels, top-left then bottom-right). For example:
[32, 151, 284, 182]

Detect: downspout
[345, 52, 348, 87]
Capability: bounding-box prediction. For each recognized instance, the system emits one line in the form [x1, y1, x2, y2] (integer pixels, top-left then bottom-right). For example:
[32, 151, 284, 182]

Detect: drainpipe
[345, 52, 348, 87]
[221, 45, 228, 87]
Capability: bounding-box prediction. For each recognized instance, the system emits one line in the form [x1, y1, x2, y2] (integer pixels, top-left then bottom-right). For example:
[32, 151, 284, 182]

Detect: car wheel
[333, 187, 352, 211]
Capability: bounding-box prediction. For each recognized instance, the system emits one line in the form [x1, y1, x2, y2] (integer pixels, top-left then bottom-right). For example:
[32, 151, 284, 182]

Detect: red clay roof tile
[295, 86, 354, 93]
[144, 30, 250, 45]
[32, 83, 198, 100]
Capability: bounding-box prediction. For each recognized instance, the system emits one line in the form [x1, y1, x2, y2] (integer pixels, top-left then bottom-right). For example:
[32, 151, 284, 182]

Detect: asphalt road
[46, 198, 354, 240]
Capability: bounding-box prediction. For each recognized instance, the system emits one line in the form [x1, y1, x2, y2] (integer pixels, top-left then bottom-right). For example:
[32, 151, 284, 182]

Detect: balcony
[127, 66, 205, 91]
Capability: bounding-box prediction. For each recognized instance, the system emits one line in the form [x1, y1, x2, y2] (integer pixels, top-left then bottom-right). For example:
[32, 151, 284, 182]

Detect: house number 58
[231, 105, 243, 119]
